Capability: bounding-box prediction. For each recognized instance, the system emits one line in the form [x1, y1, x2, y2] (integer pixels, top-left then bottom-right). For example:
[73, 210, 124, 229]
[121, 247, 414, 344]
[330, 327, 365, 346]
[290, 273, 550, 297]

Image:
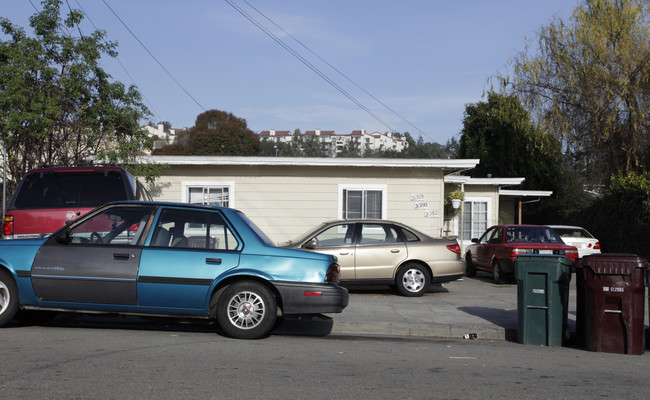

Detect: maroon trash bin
[575, 254, 647, 355]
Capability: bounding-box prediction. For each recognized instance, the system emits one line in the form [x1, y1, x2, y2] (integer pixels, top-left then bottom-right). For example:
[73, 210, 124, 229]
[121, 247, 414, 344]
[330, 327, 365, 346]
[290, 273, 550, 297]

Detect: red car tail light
[446, 243, 461, 254]
[594, 241, 601, 250]
[510, 248, 528, 259]
[565, 247, 579, 261]
[3, 216, 13, 236]
[325, 262, 341, 284]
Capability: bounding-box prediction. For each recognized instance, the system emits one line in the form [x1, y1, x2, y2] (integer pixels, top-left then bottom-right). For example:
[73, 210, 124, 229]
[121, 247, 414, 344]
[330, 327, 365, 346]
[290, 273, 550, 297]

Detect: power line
[64, 0, 84, 38]
[239, 0, 433, 141]
[27, 0, 162, 121]
[100, 0, 206, 113]
[71, 0, 162, 121]
[225, 0, 398, 133]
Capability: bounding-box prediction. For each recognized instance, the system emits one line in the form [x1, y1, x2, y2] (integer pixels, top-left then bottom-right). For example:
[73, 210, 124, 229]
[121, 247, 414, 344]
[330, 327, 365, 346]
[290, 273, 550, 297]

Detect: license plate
[539, 249, 553, 254]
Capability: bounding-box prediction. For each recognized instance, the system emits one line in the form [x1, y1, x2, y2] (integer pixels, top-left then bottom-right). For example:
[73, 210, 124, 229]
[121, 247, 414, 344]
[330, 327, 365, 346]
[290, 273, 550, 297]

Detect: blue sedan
[0, 201, 348, 339]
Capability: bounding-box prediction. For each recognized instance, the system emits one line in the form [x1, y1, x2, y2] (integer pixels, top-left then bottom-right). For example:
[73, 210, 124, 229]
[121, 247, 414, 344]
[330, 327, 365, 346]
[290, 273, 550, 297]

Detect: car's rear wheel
[465, 254, 477, 277]
[0, 270, 19, 327]
[396, 263, 429, 297]
[216, 281, 277, 339]
[492, 260, 506, 284]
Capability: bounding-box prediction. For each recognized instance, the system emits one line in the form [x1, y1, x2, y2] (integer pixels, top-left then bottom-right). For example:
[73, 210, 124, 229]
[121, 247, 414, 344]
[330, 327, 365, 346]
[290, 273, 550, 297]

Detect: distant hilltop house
[144, 123, 180, 152]
[259, 129, 408, 157]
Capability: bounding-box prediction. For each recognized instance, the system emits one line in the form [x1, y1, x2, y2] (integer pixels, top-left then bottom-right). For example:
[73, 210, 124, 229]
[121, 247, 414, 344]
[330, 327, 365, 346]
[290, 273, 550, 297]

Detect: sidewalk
[330, 276, 525, 340]
[276, 274, 622, 341]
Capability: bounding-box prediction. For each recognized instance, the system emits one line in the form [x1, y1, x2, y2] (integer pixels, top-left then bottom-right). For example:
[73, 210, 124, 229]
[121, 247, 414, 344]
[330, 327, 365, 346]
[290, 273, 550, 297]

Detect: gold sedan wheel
[396, 264, 429, 297]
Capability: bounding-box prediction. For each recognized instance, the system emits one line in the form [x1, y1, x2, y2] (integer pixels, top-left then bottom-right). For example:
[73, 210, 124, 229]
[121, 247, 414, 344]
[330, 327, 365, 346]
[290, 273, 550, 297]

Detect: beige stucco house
[141, 156, 548, 246]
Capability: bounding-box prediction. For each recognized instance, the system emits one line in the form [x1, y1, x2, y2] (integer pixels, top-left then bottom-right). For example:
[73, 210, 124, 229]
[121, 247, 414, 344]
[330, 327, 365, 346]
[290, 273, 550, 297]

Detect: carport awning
[499, 189, 553, 224]
[499, 189, 553, 197]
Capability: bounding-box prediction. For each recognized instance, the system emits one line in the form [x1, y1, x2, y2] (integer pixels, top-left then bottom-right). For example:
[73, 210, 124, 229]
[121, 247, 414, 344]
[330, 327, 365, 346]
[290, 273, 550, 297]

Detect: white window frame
[459, 196, 492, 241]
[181, 181, 235, 208]
[338, 184, 387, 220]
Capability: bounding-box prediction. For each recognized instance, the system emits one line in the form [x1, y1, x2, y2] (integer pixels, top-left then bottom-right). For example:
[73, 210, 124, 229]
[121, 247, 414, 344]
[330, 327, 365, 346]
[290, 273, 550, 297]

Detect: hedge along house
[141, 156, 480, 243]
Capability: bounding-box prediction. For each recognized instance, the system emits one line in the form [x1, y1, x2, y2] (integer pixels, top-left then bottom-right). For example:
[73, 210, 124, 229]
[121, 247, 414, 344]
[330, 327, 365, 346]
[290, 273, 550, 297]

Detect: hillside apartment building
[258, 129, 408, 157]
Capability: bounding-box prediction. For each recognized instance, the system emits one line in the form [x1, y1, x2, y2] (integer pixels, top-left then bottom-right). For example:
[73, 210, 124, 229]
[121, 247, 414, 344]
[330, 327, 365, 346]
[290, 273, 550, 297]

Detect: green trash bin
[515, 255, 573, 346]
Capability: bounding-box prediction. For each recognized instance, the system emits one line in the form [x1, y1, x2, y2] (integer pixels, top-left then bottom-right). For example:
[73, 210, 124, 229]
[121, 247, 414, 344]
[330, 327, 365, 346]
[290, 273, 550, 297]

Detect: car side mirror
[471, 238, 479, 243]
[302, 239, 317, 249]
[55, 227, 72, 245]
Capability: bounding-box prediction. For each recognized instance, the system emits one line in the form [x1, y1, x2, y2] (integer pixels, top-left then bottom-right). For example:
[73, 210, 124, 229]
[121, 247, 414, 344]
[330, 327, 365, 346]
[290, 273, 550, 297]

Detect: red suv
[3, 165, 151, 239]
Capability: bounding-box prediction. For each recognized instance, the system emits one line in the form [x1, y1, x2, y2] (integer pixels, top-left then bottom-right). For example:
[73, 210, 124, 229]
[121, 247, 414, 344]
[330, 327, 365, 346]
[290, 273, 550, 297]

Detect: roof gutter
[139, 155, 480, 170]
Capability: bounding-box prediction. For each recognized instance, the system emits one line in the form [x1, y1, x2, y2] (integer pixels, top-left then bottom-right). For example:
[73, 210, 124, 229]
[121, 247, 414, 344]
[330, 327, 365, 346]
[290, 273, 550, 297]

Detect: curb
[274, 315, 515, 341]
[331, 321, 514, 341]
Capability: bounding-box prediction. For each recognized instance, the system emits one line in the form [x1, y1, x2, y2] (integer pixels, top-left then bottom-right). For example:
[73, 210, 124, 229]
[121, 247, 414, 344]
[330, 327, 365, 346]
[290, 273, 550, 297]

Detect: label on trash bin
[603, 286, 624, 293]
[532, 288, 545, 294]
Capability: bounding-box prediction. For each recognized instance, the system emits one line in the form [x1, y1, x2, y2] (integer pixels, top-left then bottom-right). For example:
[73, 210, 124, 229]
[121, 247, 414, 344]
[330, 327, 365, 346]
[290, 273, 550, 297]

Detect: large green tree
[510, 0, 650, 183]
[0, 0, 156, 192]
[457, 92, 563, 191]
[154, 109, 260, 156]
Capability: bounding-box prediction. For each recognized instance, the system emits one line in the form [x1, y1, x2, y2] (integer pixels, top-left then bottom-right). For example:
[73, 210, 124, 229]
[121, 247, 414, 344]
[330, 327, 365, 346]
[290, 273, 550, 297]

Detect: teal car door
[137, 207, 241, 311]
[30, 205, 154, 305]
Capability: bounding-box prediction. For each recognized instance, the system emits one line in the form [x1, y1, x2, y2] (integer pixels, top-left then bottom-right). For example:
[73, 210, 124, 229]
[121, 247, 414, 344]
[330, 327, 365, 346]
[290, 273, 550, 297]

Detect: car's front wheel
[0, 270, 19, 327]
[396, 263, 430, 297]
[216, 281, 277, 339]
[465, 254, 477, 277]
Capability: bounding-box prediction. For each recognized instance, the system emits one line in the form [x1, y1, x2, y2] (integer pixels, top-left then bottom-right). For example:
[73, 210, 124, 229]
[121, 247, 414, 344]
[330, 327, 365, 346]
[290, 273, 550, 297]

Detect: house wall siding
[152, 165, 446, 242]
[499, 197, 517, 224]
[463, 185, 500, 227]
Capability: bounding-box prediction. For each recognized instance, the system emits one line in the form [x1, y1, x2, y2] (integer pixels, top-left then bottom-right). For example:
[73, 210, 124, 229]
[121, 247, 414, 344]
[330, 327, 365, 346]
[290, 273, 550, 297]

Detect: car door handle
[391, 249, 401, 253]
[339, 251, 351, 256]
[206, 258, 222, 264]
[113, 253, 131, 260]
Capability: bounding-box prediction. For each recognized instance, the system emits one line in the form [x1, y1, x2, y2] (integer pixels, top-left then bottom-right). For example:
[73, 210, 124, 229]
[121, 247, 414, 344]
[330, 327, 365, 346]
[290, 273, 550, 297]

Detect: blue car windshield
[237, 211, 275, 246]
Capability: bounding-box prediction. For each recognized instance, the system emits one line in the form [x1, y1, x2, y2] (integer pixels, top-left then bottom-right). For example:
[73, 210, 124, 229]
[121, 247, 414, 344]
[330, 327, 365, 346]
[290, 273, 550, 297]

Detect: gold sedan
[282, 220, 465, 297]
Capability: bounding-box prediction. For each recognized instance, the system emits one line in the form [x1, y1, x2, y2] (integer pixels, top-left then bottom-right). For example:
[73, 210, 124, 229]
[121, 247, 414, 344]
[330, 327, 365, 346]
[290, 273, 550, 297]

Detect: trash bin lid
[580, 253, 648, 275]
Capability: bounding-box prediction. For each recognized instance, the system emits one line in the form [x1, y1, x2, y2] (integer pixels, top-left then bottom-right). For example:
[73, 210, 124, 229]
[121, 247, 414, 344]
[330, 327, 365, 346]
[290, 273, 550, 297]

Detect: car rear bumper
[272, 281, 349, 315]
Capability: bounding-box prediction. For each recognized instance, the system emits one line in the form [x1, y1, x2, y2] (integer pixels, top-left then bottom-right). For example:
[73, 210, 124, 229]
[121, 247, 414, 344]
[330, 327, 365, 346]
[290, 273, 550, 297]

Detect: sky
[3, 0, 580, 144]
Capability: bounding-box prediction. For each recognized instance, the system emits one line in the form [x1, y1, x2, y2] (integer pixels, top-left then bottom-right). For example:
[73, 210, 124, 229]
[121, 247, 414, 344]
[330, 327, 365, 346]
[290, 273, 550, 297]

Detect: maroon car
[464, 225, 579, 283]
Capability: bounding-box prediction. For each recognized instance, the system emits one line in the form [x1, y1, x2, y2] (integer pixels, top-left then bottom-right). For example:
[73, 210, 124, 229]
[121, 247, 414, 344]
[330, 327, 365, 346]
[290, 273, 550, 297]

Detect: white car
[548, 225, 601, 258]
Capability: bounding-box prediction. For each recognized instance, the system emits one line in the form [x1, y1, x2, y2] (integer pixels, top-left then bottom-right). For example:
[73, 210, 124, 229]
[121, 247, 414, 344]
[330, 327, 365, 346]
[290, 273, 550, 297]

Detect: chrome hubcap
[226, 291, 265, 329]
[402, 269, 425, 292]
[0, 281, 9, 315]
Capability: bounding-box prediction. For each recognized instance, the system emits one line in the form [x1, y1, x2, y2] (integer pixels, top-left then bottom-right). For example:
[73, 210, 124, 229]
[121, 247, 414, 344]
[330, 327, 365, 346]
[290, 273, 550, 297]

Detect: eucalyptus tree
[509, 0, 650, 183]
